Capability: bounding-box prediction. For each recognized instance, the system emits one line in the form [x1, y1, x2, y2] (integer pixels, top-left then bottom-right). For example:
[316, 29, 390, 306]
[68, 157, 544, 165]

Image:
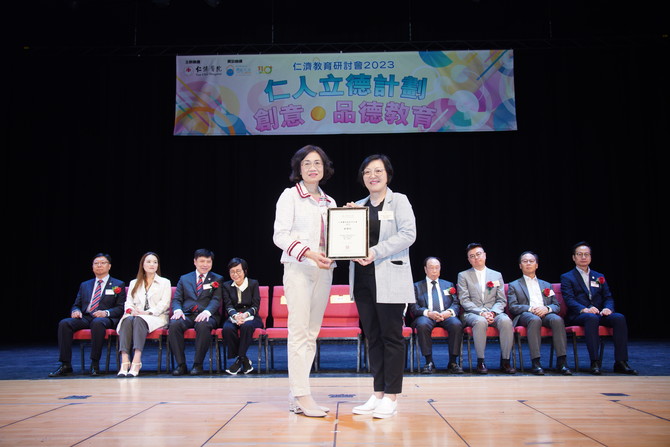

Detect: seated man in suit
[409, 257, 463, 374]
[560, 241, 637, 375]
[168, 248, 223, 376]
[457, 243, 515, 374]
[49, 253, 126, 377]
[507, 251, 572, 375]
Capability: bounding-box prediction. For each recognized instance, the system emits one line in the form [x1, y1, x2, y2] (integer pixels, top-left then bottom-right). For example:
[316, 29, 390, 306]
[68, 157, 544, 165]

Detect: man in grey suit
[507, 251, 572, 375]
[409, 257, 463, 374]
[457, 243, 515, 374]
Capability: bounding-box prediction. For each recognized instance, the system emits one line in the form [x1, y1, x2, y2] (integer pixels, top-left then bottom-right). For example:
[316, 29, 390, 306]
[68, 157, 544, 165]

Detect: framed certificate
[326, 207, 369, 260]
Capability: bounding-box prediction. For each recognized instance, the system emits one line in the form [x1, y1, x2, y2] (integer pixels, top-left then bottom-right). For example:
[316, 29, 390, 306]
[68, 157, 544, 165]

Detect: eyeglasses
[230, 268, 244, 276]
[301, 160, 322, 169]
[574, 252, 591, 258]
[468, 251, 485, 259]
[93, 261, 109, 266]
[362, 168, 385, 177]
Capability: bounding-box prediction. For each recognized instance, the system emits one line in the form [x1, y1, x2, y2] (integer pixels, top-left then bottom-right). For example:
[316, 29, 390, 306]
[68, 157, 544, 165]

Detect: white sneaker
[352, 395, 380, 415]
[372, 397, 397, 419]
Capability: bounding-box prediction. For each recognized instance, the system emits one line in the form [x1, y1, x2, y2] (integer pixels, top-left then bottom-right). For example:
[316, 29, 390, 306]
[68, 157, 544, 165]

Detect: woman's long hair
[131, 252, 161, 297]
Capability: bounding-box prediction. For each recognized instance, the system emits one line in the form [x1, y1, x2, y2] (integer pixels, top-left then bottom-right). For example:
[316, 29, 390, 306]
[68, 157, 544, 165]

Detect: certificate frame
[326, 207, 369, 260]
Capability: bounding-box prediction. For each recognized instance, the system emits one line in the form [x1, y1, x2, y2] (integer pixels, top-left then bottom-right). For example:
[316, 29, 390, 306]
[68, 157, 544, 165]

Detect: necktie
[90, 279, 103, 312]
[431, 280, 441, 312]
[196, 274, 204, 296]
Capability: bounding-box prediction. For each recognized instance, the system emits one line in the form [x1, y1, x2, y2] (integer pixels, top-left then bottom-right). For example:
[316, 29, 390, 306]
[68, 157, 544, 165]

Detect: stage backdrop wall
[5, 42, 665, 344]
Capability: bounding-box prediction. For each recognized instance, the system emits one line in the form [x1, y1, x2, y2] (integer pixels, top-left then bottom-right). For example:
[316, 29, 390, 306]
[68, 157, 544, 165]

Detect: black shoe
[241, 357, 254, 374]
[190, 364, 204, 376]
[49, 363, 73, 377]
[421, 361, 435, 374]
[89, 362, 101, 376]
[590, 361, 602, 375]
[447, 362, 464, 374]
[613, 361, 638, 375]
[226, 357, 242, 375]
[501, 361, 517, 374]
[476, 361, 488, 374]
[172, 364, 188, 376]
[556, 362, 573, 375]
[530, 360, 545, 376]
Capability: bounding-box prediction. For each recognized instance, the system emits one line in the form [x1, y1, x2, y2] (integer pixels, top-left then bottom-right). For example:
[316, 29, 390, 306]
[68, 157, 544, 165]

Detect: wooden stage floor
[1, 375, 669, 446]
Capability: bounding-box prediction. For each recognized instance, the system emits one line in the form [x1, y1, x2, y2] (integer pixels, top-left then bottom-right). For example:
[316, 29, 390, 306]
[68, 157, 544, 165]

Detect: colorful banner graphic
[174, 50, 516, 136]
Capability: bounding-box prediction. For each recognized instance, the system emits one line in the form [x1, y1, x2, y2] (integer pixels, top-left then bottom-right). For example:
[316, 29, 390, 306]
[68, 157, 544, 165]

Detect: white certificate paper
[326, 207, 369, 260]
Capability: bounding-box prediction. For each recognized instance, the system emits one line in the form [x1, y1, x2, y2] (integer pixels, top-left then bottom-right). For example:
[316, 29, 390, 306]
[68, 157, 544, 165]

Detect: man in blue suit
[168, 248, 223, 376]
[410, 257, 464, 374]
[49, 253, 126, 377]
[560, 241, 637, 375]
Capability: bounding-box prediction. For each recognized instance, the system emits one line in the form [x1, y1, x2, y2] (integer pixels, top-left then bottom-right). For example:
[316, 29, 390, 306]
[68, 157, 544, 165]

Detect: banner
[174, 50, 516, 136]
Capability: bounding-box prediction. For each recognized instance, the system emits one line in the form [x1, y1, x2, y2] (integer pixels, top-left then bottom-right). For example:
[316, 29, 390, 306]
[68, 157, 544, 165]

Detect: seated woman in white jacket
[117, 252, 171, 377]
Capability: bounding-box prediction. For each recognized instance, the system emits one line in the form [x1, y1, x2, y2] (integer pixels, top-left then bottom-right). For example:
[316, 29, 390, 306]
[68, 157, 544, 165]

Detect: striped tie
[90, 279, 103, 312]
[196, 274, 204, 296]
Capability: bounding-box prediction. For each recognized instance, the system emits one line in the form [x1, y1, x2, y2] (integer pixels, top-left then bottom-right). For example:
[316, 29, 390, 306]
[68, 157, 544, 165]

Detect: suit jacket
[409, 278, 459, 320]
[457, 267, 506, 315]
[172, 271, 224, 322]
[222, 278, 261, 319]
[560, 267, 615, 318]
[349, 188, 417, 304]
[507, 276, 560, 325]
[117, 275, 172, 333]
[71, 276, 126, 323]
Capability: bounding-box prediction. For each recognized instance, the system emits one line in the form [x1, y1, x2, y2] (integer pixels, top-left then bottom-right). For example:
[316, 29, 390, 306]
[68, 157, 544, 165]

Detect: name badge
[105, 289, 115, 295]
[203, 283, 212, 290]
[590, 281, 600, 288]
[378, 211, 394, 221]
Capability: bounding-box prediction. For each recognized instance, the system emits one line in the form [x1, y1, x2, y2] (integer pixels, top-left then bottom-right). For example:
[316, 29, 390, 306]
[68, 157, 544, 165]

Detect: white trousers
[283, 262, 332, 397]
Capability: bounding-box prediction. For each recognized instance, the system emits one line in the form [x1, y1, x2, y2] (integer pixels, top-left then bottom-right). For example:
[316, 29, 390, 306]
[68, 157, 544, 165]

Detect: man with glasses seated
[49, 253, 126, 377]
[560, 241, 637, 375]
[457, 243, 516, 374]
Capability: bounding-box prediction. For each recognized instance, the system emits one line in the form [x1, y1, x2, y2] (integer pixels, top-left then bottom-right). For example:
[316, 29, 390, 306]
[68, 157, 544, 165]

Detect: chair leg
[80, 343, 86, 373]
[516, 334, 524, 372]
[572, 334, 579, 372]
[549, 343, 555, 368]
[467, 335, 472, 372]
[598, 337, 605, 365]
[157, 339, 163, 374]
[257, 338, 262, 374]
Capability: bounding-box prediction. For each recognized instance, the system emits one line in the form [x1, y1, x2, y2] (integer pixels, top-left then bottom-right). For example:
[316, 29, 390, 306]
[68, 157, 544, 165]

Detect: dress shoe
[172, 364, 188, 376]
[476, 361, 488, 374]
[288, 392, 329, 414]
[226, 357, 242, 375]
[241, 357, 254, 374]
[420, 361, 435, 374]
[447, 362, 464, 374]
[501, 361, 517, 374]
[128, 362, 142, 377]
[590, 361, 602, 375]
[556, 363, 573, 376]
[613, 361, 638, 375]
[89, 362, 101, 377]
[352, 395, 381, 415]
[49, 363, 73, 377]
[118, 362, 131, 377]
[530, 361, 545, 376]
[372, 397, 398, 419]
[292, 395, 327, 417]
[190, 364, 204, 376]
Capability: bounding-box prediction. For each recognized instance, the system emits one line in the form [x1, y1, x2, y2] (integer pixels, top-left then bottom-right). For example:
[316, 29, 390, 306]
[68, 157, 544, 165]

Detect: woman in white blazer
[348, 154, 416, 419]
[117, 252, 171, 377]
[273, 145, 336, 418]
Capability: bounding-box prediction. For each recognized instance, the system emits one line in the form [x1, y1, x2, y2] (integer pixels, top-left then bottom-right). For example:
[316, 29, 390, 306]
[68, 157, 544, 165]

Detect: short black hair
[194, 248, 214, 260]
[423, 256, 441, 267]
[288, 145, 334, 184]
[518, 251, 539, 263]
[466, 243, 483, 253]
[92, 253, 112, 263]
[357, 154, 394, 186]
[572, 241, 591, 255]
[227, 257, 248, 275]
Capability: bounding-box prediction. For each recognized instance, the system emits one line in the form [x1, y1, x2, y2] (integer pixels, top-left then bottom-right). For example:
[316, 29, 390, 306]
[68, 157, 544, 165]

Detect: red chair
[214, 285, 269, 374]
[72, 328, 117, 373]
[413, 327, 448, 373]
[265, 285, 289, 372]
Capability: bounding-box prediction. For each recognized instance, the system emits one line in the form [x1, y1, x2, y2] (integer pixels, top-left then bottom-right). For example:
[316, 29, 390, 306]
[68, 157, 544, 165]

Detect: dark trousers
[222, 317, 263, 359]
[354, 270, 405, 394]
[413, 315, 463, 360]
[168, 316, 218, 365]
[567, 312, 629, 362]
[57, 315, 114, 363]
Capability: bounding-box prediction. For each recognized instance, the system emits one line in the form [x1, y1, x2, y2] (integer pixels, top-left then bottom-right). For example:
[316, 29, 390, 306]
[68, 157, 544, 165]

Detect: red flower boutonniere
[113, 286, 122, 294]
[486, 281, 494, 290]
[597, 277, 606, 285]
[447, 287, 457, 296]
[125, 308, 132, 314]
[542, 288, 552, 297]
[210, 281, 220, 289]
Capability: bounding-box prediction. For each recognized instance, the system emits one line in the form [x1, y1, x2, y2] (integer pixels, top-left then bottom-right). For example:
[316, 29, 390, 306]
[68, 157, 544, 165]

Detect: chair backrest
[322, 285, 359, 327]
[552, 283, 567, 318]
[258, 285, 269, 327]
[271, 285, 288, 328]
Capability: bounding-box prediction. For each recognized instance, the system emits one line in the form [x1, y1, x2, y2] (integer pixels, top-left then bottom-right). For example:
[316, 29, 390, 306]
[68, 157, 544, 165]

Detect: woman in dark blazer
[221, 257, 263, 374]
